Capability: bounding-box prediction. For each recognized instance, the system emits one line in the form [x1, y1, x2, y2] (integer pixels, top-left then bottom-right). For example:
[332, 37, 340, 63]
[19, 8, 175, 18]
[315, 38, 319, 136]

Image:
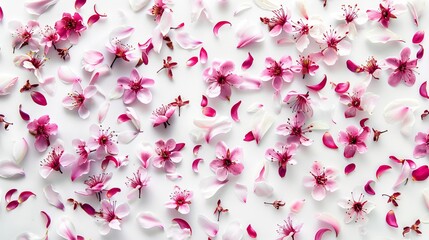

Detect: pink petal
[230, 100, 241, 122]
[334, 82, 350, 94]
[417, 44, 424, 59]
[137, 211, 164, 230]
[364, 180, 376, 195]
[75, 0, 86, 9]
[317, 213, 340, 237]
[129, 0, 150, 11]
[234, 183, 247, 203]
[110, 26, 134, 41]
[200, 47, 208, 64]
[202, 106, 216, 117]
[367, 28, 404, 43]
[87, 14, 100, 26]
[246, 224, 257, 238]
[213, 21, 232, 37]
[306, 74, 327, 91]
[222, 221, 243, 240]
[419, 81, 429, 99]
[13, 138, 28, 164]
[243, 131, 255, 142]
[376, 165, 392, 179]
[193, 116, 232, 143]
[41, 211, 51, 228]
[412, 30, 425, 44]
[198, 215, 218, 237]
[394, 161, 411, 189]
[192, 158, 203, 173]
[80, 203, 96, 216]
[31, 91, 47, 106]
[172, 218, 192, 234]
[360, 118, 369, 128]
[57, 66, 80, 84]
[25, 0, 58, 15]
[106, 187, 121, 198]
[201, 95, 208, 107]
[386, 210, 398, 228]
[290, 199, 305, 213]
[193, 145, 202, 156]
[199, 176, 228, 199]
[57, 216, 78, 240]
[344, 163, 356, 175]
[346, 60, 360, 72]
[0, 7, 3, 22]
[166, 173, 182, 181]
[98, 101, 110, 123]
[83, 50, 104, 66]
[0, 161, 25, 178]
[6, 200, 19, 211]
[19, 104, 30, 121]
[0, 76, 18, 95]
[18, 191, 35, 203]
[175, 32, 203, 49]
[5, 189, 17, 203]
[43, 185, 64, 210]
[117, 113, 131, 124]
[186, 56, 198, 67]
[118, 130, 140, 144]
[408, 0, 423, 26]
[236, 22, 264, 48]
[315, 228, 332, 240]
[412, 165, 429, 181]
[322, 132, 338, 149]
[241, 52, 253, 70]
[138, 145, 152, 168]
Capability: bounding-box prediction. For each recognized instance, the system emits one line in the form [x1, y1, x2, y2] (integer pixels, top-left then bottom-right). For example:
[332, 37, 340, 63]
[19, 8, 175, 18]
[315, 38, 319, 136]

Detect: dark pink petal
[246, 224, 257, 238]
[0, 7, 3, 22]
[6, 200, 19, 211]
[389, 155, 402, 164]
[412, 165, 429, 181]
[317, 213, 340, 237]
[41, 211, 51, 228]
[315, 228, 332, 240]
[137, 211, 164, 230]
[0, 161, 25, 178]
[117, 113, 131, 123]
[412, 30, 425, 44]
[202, 107, 216, 117]
[231, 100, 241, 122]
[334, 82, 350, 94]
[18, 191, 35, 203]
[75, 0, 86, 9]
[80, 203, 96, 216]
[419, 81, 429, 99]
[43, 185, 64, 210]
[193, 145, 202, 156]
[386, 210, 398, 228]
[106, 187, 121, 198]
[192, 158, 203, 173]
[241, 52, 254, 70]
[243, 131, 255, 142]
[344, 163, 356, 175]
[376, 165, 392, 179]
[360, 118, 369, 128]
[30, 91, 47, 106]
[346, 60, 360, 72]
[19, 104, 30, 121]
[213, 21, 232, 37]
[201, 95, 208, 107]
[200, 47, 208, 65]
[186, 56, 198, 66]
[172, 218, 192, 234]
[417, 44, 424, 59]
[322, 132, 338, 149]
[306, 74, 327, 91]
[364, 180, 376, 195]
[87, 14, 100, 26]
[5, 189, 17, 203]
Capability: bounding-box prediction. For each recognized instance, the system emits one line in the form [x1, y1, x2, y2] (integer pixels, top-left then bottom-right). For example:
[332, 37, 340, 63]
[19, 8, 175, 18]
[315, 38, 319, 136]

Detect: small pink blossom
[87, 124, 118, 159]
[385, 47, 418, 87]
[291, 55, 319, 78]
[265, 143, 297, 178]
[40, 25, 60, 55]
[97, 200, 129, 235]
[283, 91, 313, 117]
[68, 138, 93, 181]
[210, 141, 244, 181]
[152, 139, 183, 173]
[261, 56, 294, 94]
[347, 57, 381, 80]
[290, 13, 322, 52]
[148, 0, 170, 22]
[40, 144, 73, 178]
[150, 104, 175, 128]
[117, 68, 154, 105]
[260, 6, 292, 37]
[55, 12, 86, 44]
[14, 51, 47, 80]
[303, 161, 338, 201]
[106, 39, 138, 68]
[413, 130, 429, 158]
[337, 4, 367, 39]
[276, 112, 313, 146]
[316, 26, 351, 66]
[338, 193, 375, 223]
[339, 84, 379, 118]
[76, 172, 112, 200]
[126, 168, 150, 199]
[366, 0, 406, 28]
[338, 125, 370, 158]
[62, 82, 97, 119]
[27, 115, 58, 152]
[276, 215, 303, 240]
[202, 60, 243, 100]
[8, 20, 40, 52]
[165, 186, 193, 214]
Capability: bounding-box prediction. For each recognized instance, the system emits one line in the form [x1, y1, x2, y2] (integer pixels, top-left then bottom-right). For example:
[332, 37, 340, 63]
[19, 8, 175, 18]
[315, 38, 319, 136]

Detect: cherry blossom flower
[165, 186, 193, 214]
[117, 68, 154, 105]
[347, 56, 381, 80]
[148, 0, 171, 22]
[202, 60, 243, 100]
[210, 141, 244, 181]
[413, 130, 429, 158]
[336, 4, 367, 40]
[291, 55, 319, 78]
[151, 104, 175, 128]
[55, 12, 86, 44]
[8, 20, 40, 52]
[265, 143, 297, 178]
[76, 172, 112, 200]
[283, 91, 313, 117]
[276, 215, 303, 240]
[106, 39, 138, 68]
[339, 84, 379, 118]
[276, 112, 313, 146]
[261, 56, 294, 95]
[315, 26, 351, 66]
[303, 161, 337, 201]
[366, 0, 407, 28]
[338, 193, 375, 223]
[385, 47, 418, 87]
[87, 124, 118, 159]
[157, 56, 177, 79]
[338, 125, 370, 158]
[62, 82, 97, 119]
[40, 144, 74, 178]
[68, 139, 93, 181]
[40, 25, 60, 55]
[0, 114, 13, 130]
[14, 51, 47, 80]
[170, 95, 189, 116]
[27, 115, 58, 152]
[152, 139, 183, 173]
[260, 6, 292, 36]
[97, 200, 130, 235]
[126, 168, 150, 200]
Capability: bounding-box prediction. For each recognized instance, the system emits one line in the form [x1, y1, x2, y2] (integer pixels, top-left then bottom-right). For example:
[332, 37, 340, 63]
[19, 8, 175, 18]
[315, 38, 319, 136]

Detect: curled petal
[18, 191, 35, 203]
[75, 0, 86, 9]
[19, 104, 31, 121]
[6, 200, 19, 211]
[241, 52, 254, 70]
[412, 165, 429, 181]
[192, 158, 203, 173]
[41, 211, 51, 228]
[236, 21, 264, 48]
[172, 218, 192, 234]
[175, 32, 203, 49]
[234, 183, 247, 203]
[364, 180, 376, 195]
[13, 138, 28, 164]
[246, 224, 257, 238]
[186, 56, 198, 67]
[376, 165, 392, 179]
[5, 189, 18, 203]
[315, 228, 332, 240]
[322, 132, 338, 149]
[193, 145, 202, 156]
[317, 213, 340, 237]
[137, 211, 164, 230]
[417, 44, 424, 59]
[129, 0, 150, 11]
[412, 30, 425, 44]
[106, 188, 121, 198]
[306, 75, 327, 91]
[231, 100, 241, 122]
[0, 75, 18, 96]
[290, 199, 305, 213]
[213, 21, 232, 37]
[346, 60, 360, 72]
[344, 163, 356, 175]
[198, 215, 218, 238]
[0, 161, 25, 178]
[199, 176, 228, 199]
[200, 47, 208, 65]
[386, 210, 398, 228]
[25, 0, 58, 15]
[334, 82, 350, 94]
[360, 118, 369, 128]
[87, 14, 100, 26]
[419, 81, 429, 99]
[201, 95, 208, 107]
[202, 106, 216, 117]
[43, 185, 64, 210]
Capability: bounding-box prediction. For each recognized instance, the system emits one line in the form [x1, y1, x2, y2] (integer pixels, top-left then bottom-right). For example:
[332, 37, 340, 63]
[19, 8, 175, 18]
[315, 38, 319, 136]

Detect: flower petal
[317, 213, 341, 237]
[198, 215, 218, 238]
[419, 81, 429, 99]
[118, 130, 140, 144]
[364, 180, 376, 195]
[315, 228, 332, 240]
[18, 191, 35, 203]
[98, 101, 110, 123]
[253, 0, 279, 10]
[0, 75, 18, 96]
[129, 0, 150, 11]
[186, 56, 199, 67]
[236, 21, 264, 48]
[199, 176, 228, 199]
[31, 91, 47, 106]
[376, 165, 392, 179]
[58, 66, 80, 84]
[246, 224, 257, 238]
[43, 185, 64, 210]
[192, 158, 203, 173]
[0, 161, 25, 178]
[75, 0, 86, 10]
[306, 74, 327, 92]
[57, 216, 77, 240]
[290, 199, 305, 213]
[367, 27, 404, 43]
[241, 52, 254, 70]
[344, 163, 356, 175]
[40, 211, 51, 228]
[222, 221, 243, 240]
[199, 47, 208, 65]
[386, 210, 398, 228]
[213, 21, 232, 37]
[175, 32, 203, 49]
[234, 183, 247, 203]
[25, 0, 58, 15]
[12, 138, 28, 164]
[231, 100, 241, 122]
[106, 187, 121, 198]
[110, 26, 134, 41]
[412, 165, 429, 181]
[322, 132, 338, 149]
[412, 30, 425, 44]
[137, 211, 164, 230]
[383, 98, 419, 135]
[394, 161, 412, 189]
[334, 82, 350, 94]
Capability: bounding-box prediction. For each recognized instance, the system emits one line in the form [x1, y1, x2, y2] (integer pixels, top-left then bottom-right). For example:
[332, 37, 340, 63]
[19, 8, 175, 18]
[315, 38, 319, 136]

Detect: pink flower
[283, 91, 313, 117]
[87, 124, 118, 159]
[40, 25, 60, 55]
[202, 60, 243, 100]
[106, 39, 138, 68]
[338, 193, 375, 223]
[385, 47, 418, 87]
[276, 216, 303, 240]
[62, 82, 97, 119]
[148, 0, 170, 22]
[54, 12, 86, 44]
[336, 4, 367, 39]
[76, 173, 112, 200]
[14, 51, 46, 80]
[117, 68, 154, 105]
[276, 112, 313, 146]
[210, 141, 244, 181]
[303, 161, 337, 201]
[366, 0, 406, 28]
[413, 131, 429, 158]
[126, 168, 150, 199]
[291, 55, 319, 79]
[39, 144, 74, 179]
[97, 200, 129, 235]
[261, 56, 294, 94]
[338, 125, 370, 158]
[152, 139, 183, 173]
[290, 15, 321, 52]
[165, 186, 193, 214]
[316, 26, 351, 65]
[339, 84, 379, 118]
[27, 115, 58, 152]
[347, 56, 381, 80]
[8, 20, 40, 52]
[265, 143, 297, 178]
[68, 139, 93, 181]
[260, 6, 292, 37]
[150, 104, 175, 128]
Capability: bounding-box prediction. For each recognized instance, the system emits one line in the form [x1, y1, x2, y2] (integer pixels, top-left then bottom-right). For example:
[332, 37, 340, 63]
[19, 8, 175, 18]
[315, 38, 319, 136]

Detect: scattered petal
[367, 27, 404, 43]
[253, 0, 279, 10]
[202, 106, 216, 117]
[75, 0, 86, 9]
[364, 180, 376, 195]
[315, 228, 332, 240]
[412, 165, 429, 181]
[80, 203, 96, 216]
[416, 44, 424, 59]
[6, 200, 19, 211]
[193, 145, 202, 156]
[192, 158, 203, 173]
[31, 91, 47, 106]
[18, 191, 35, 203]
[5, 189, 18, 203]
[419, 81, 429, 99]
[412, 30, 425, 44]
[106, 188, 121, 198]
[290, 199, 305, 213]
[129, 0, 150, 12]
[234, 183, 247, 203]
[386, 210, 398, 228]
[213, 21, 232, 37]
[334, 82, 350, 94]
[222, 221, 243, 240]
[172, 218, 192, 234]
[306, 75, 327, 91]
[43, 185, 64, 210]
[383, 98, 419, 135]
[186, 56, 198, 67]
[13, 138, 28, 164]
[317, 213, 341, 237]
[376, 165, 392, 179]
[175, 32, 203, 50]
[198, 215, 218, 238]
[41, 211, 51, 228]
[19, 105, 30, 121]
[58, 66, 80, 84]
[394, 160, 412, 189]
[241, 52, 254, 70]
[25, 0, 58, 15]
[199, 176, 228, 199]
[231, 100, 241, 122]
[0, 76, 18, 96]
[0, 161, 25, 178]
[344, 163, 356, 175]
[322, 132, 338, 149]
[200, 47, 208, 65]
[118, 130, 140, 144]
[98, 101, 110, 123]
[236, 21, 264, 48]
[137, 211, 164, 230]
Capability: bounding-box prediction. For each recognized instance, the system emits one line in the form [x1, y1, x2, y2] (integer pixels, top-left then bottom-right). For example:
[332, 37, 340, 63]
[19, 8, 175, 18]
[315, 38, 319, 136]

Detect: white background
[0, 0, 429, 239]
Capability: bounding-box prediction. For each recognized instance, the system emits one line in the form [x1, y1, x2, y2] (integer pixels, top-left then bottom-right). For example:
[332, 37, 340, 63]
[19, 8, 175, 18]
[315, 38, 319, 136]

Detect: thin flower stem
[110, 56, 118, 68]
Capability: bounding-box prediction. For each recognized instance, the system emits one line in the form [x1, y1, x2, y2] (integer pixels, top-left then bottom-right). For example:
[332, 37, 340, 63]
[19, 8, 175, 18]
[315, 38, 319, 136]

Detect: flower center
[315, 174, 327, 185]
[271, 63, 283, 76]
[398, 62, 407, 72]
[130, 81, 142, 91]
[161, 150, 170, 159]
[349, 135, 357, 144]
[224, 158, 232, 167]
[353, 202, 363, 212]
[98, 135, 109, 145]
[292, 126, 302, 136]
[151, 4, 164, 18]
[351, 97, 360, 107]
[22, 31, 32, 41]
[65, 18, 77, 30]
[217, 75, 227, 85]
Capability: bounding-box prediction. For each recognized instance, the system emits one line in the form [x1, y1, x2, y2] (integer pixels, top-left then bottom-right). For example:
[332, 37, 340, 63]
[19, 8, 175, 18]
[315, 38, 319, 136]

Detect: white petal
[198, 215, 219, 238]
[175, 31, 203, 50]
[367, 27, 403, 43]
[0, 75, 18, 96]
[234, 183, 248, 203]
[25, 0, 58, 15]
[57, 66, 80, 84]
[118, 130, 140, 144]
[137, 211, 164, 230]
[57, 216, 77, 240]
[129, 0, 150, 11]
[0, 160, 25, 178]
[253, 0, 280, 10]
[16, 232, 44, 240]
[199, 176, 228, 199]
[43, 185, 64, 210]
[222, 221, 243, 240]
[13, 138, 28, 164]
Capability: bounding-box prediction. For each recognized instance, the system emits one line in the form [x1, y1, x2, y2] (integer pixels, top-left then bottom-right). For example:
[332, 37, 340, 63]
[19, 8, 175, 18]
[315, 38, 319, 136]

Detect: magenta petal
[246, 224, 257, 238]
[75, 0, 86, 9]
[193, 145, 202, 156]
[186, 56, 199, 66]
[6, 200, 19, 211]
[376, 165, 392, 179]
[335, 82, 350, 94]
[31, 91, 47, 106]
[386, 210, 398, 228]
[87, 14, 100, 26]
[230, 100, 241, 122]
[322, 132, 338, 149]
[18, 191, 35, 203]
[192, 158, 203, 173]
[202, 107, 216, 117]
[43, 185, 64, 210]
[306, 74, 327, 91]
[419, 81, 429, 99]
[0, 7, 3, 22]
[417, 44, 424, 59]
[412, 165, 429, 181]
[344, 163, 356, 175]
[175, 32, 203, 49]
[117, 113, 131, 124]
[315, 228, 332, 240]
[199, 47, 208, 65]
[41, 211, 51, 228]
[213, 21, 232, 37]
[346, 60, 360, 72]
[412, 30, 425, 44]
[172, 218, 192, 234]
[80, 203, 96, 216]
[243, 131, 255, 142]
[5, 189, 17, 203]
[19, 104, 30, 121]
[317, 213, 340, 237]
[364, 180, 376, 195]
[241, 52, 254, 70]
[200, 95, 208, 107]
[106, 187, 121, 198]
